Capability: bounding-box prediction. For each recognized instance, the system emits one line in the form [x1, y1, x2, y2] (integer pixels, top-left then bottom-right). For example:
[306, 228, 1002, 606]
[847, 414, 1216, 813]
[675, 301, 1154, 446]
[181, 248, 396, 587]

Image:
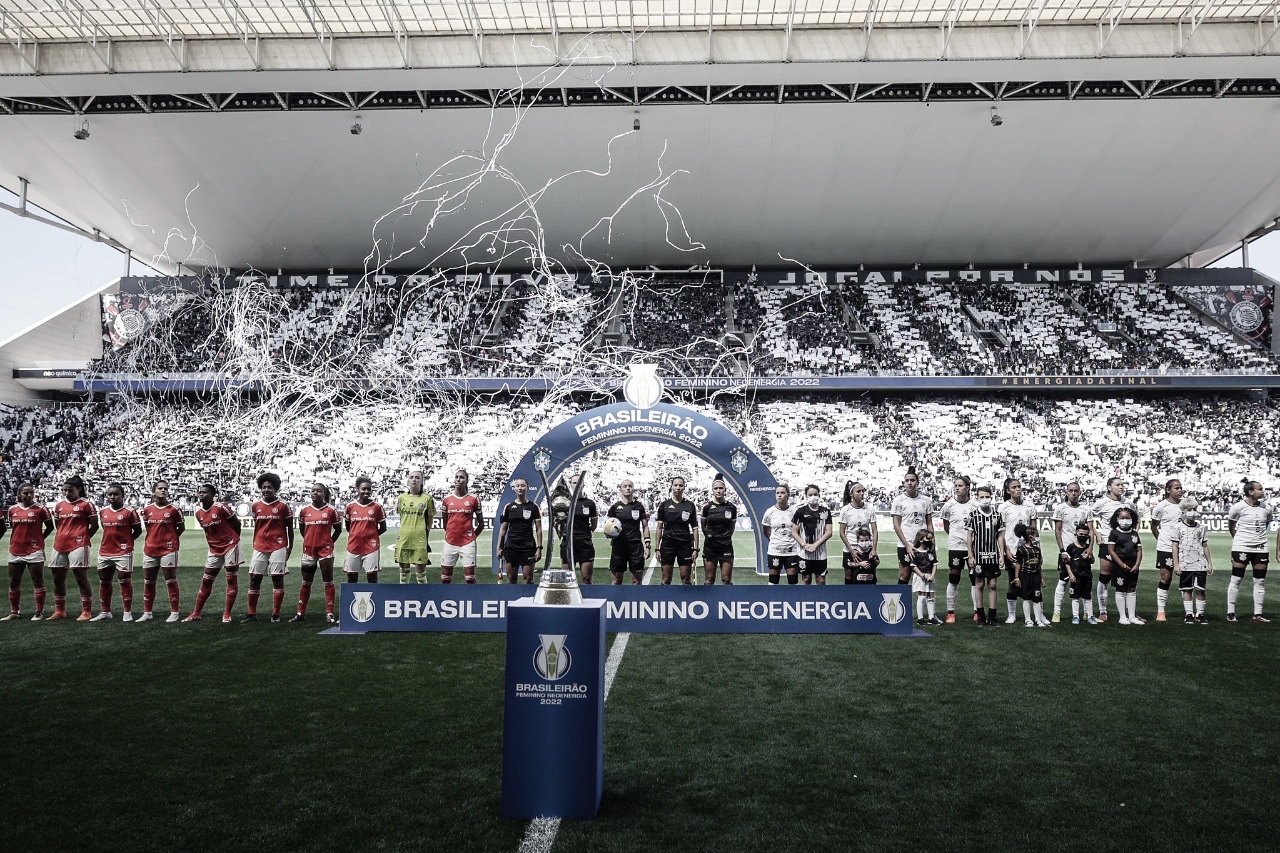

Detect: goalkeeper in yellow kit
[395, 469, 436, 583]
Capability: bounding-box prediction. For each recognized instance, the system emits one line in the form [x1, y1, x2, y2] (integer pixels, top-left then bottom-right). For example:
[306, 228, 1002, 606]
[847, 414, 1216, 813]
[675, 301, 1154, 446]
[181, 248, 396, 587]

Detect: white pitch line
[517, 566, 655, 853]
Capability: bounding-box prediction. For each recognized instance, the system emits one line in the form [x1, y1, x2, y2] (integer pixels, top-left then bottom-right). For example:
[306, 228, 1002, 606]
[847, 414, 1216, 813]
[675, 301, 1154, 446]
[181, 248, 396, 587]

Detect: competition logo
[879, 592, 906, 625]
[532, 447, 552, 473]
[348, 591, 376, 623]
[622, 364, 664, 409]
[533, 633, 572, 680]
[729, 447, 750, 475]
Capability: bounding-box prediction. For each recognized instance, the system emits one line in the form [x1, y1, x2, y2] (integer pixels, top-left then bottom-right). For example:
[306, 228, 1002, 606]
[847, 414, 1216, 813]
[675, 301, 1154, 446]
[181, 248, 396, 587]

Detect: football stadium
[2, 2, 1280, 851]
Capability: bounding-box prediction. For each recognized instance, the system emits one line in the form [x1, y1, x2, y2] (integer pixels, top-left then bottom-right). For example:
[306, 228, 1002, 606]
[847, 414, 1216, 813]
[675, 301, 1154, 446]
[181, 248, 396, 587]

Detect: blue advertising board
[333, 583, 913, 635]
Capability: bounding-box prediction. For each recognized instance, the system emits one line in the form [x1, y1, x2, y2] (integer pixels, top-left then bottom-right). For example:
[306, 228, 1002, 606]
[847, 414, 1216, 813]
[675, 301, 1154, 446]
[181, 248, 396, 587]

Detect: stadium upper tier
[92, 277, 1280, 379]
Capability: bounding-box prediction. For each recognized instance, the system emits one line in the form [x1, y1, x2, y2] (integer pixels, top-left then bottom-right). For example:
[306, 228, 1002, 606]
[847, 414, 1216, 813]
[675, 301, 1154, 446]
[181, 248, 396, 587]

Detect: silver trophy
[533, 469, 584, 605]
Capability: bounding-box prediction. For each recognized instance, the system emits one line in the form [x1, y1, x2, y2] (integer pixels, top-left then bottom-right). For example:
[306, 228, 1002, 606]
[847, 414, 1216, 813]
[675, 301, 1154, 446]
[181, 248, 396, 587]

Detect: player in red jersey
[139, 481, 185, 623]
[440, 468, 484, 584]
[245, 471, 293, 624]
[4, 483, 54, 621]
[49, 475, 99, 621]
[344, 477, 387, 583]
[292, 482, 342, 623]
[184, 483, 243, 623]
[90, 483, 142, 621]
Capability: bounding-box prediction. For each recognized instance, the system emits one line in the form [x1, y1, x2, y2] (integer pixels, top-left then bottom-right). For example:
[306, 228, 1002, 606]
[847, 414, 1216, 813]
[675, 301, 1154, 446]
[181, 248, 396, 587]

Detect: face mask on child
[1118, 518, 1133, 530]
[807, 495, 820, 508]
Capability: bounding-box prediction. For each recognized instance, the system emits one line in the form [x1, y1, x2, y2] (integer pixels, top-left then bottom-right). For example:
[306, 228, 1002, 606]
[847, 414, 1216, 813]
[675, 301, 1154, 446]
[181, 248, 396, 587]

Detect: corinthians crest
[533, 634, 572, 680]
[622, 364, 663, 409]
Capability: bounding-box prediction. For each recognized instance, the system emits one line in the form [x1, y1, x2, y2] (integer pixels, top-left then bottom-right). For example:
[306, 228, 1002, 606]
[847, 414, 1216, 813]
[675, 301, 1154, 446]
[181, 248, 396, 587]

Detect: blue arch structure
[491, 402, 780, 575]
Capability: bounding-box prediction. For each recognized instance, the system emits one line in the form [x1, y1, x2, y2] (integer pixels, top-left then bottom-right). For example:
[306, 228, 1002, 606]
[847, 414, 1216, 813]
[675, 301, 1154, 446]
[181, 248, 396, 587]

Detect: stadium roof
[2, 2, 1280, 273]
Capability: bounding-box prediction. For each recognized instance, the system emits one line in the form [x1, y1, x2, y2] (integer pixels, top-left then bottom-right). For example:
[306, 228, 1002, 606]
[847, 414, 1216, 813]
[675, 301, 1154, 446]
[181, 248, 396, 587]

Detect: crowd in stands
[2, 393, 1277, 520]
[92, 280, 1280, 380]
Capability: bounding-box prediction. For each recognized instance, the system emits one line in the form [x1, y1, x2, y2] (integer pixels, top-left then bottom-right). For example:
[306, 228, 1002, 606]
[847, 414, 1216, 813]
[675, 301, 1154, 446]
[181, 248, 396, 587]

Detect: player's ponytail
[842, 480, 855, 504]
[1002, 477, 1013, 501]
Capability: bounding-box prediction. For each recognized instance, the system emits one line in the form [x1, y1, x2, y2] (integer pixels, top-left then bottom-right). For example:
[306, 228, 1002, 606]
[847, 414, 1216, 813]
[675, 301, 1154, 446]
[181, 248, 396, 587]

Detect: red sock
[194, 574, 214, 617]
[323, 582, 335, 613]
[142, 579, 156, 614]
[224, 572, 239, 618]
[166, 577, 181, 612]
[80, 595, 92, 616]
[247, 587, 260, 616]
[99, 579, 113, 612]
[120, 576, 134, 611]
[298, 582, 312, 615]
[271, 588, 285, 617]
[53, 594, 67, 615]
[8, 588, 19, 613]
[465, 572, 476, 584]
[34, 585, 46, 614]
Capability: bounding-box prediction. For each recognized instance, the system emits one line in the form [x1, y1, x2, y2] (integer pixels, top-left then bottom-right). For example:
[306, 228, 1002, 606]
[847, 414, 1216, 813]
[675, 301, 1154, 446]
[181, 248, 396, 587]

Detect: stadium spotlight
[350, 120, 363, 135]
[633, 111, 640, 131]
[73, 116, 90, 140]
[989, 104, 1003, 127]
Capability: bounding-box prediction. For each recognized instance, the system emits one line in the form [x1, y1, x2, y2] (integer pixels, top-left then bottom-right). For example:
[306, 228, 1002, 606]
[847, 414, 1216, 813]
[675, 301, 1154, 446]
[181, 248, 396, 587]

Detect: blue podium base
[501, 598, 606, 820]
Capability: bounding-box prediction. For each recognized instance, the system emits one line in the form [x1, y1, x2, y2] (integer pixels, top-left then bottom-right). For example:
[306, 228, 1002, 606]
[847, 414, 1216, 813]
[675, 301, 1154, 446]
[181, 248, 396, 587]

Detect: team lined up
[6, 466, 1272, 627]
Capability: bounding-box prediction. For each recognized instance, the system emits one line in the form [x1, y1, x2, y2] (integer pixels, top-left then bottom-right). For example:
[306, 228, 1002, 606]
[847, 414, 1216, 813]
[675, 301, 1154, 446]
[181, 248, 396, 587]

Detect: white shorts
[50, 546, 91, 569]
[98, 554, 134, 574]
[911, 575, 936, 595]
[344, 551, 381, 574]
[8, 549, 46, 565]
[250, 547, 289, 576]
[440, 540, 477, 568]
[205, 543, 243, 571]
[143, 552, 179, 570]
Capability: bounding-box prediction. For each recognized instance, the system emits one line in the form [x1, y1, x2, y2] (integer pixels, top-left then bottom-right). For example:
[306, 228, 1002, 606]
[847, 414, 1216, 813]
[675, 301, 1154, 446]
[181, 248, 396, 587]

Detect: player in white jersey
[1090, 476, 1137, 622]
[763, 485, 800, 585]
[938, 475, 976, 623]
[838, 480, 878, 584]
[1052, 482, 1094, 623]
[1226, 479, 1271, 623]
[890, 467, 933, 585]
[1147, 479, 1185, 622]
[1171, 497, 1213, 624]
[997, 478, 1038, 624]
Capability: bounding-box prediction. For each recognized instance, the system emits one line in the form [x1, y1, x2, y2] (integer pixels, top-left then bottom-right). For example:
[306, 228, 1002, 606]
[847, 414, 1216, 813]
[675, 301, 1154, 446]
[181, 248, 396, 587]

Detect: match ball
[601, 517, 623, 538]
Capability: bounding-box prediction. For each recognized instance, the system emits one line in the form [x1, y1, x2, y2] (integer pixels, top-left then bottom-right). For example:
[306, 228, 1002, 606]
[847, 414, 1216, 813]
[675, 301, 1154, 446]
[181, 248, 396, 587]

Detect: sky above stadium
[1, 212, 1279, 349]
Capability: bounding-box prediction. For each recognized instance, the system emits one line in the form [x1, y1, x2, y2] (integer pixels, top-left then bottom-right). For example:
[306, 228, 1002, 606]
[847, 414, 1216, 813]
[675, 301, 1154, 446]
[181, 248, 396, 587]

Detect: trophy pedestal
[501, 598, 606, 819]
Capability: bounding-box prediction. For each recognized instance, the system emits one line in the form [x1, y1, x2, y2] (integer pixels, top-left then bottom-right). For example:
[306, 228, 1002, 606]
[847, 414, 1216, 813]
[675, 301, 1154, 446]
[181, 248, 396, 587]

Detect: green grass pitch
[1, 528, 1277, 852]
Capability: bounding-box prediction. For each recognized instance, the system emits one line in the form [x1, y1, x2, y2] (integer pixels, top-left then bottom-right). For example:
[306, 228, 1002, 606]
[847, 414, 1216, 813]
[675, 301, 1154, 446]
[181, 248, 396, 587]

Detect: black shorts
[1113, 566, 1139, 593]
[609, 540, 645, 575]
[1178, 571, 1207, 591]
[800, 558, 828, 576]
[947, 551, 968, 574]
[504, 547, 536, 568]
[1070, 570, 1093, 599]
[559, 537, 595, 564]
[1057, 554, 1072, 582]
[1156, 551, 1173, 572]
[1018, 572, 1043, 602]
[1231, 550, 1269, 568]
[659, 541, 694, 567]
[1097, 544, 1111, 562]
[974, 562, 1001, 580]
[703, 537, 733, 563]
[768, 554, 800, 573]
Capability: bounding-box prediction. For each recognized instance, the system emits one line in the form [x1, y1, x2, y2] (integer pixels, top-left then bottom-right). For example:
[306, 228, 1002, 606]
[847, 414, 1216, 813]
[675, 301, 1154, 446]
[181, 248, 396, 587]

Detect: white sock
[1084, 600, 1094, 619]
[1007, 598, 1017, 618]
[1228, 575, 1242, 613]
[1071, 599, 1080, 619]
[1033, 602, 1046, 623]
[1195, 598, 1205, 617]
[1128, 592, 1140, 621]
[1097, 581, 1109, 613]
[1157, 587, 1168, 614]
[1183, 597, 1195, 616]
[971, 584, 981, 614]
[946, 582, 958, 613]
[917, 594, 926, 619]
[1254, 577, 1266, 614]
[927, 597, 937, 620]
[1022, 600, 1033, 622]
[1054, 579, 1067, 615]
